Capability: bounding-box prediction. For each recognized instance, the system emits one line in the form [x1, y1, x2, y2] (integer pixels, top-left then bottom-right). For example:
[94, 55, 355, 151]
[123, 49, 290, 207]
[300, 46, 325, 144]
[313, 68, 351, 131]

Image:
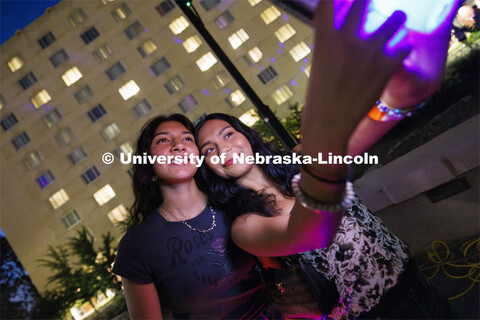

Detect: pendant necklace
[160, 204, 216, 234]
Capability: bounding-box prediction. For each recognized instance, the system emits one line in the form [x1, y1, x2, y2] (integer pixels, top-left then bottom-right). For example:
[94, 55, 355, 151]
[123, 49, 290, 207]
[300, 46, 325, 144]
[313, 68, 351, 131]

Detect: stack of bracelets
[367, 99, 427, 122]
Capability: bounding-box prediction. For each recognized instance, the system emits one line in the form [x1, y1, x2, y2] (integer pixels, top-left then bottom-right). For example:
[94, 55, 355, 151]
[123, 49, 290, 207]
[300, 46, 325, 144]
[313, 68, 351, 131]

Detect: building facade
[0, 0, 313, 293]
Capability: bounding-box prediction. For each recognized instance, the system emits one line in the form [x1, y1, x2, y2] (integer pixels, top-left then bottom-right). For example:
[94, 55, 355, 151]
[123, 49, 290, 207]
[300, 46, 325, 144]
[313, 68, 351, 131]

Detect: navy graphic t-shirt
[113, 206, 266, 319]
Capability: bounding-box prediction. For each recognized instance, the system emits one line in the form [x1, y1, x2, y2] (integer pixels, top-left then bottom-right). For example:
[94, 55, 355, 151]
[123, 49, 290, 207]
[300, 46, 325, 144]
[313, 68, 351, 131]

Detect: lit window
[19, 72, 38, 90]
[132, 100, 152, 118]
[257, 66, 278, 84]
[228, 28, 249, 49]
[178, 94, 198, 113]
[106, 62, 126, 81]
[169, 16, 190, 35]
[196, 52, 217, 72]
[183, 34, 202, 53]
[111, 3, 131, 22]
[68, 146, 88, 164]
[50, 49, 69, 68]
[239, 109, 260, 126]
[31, 89, 51, 109]
[199, 0, 220, 11]
[25, 150, 42, 170]
[289, 41, 311, 62]
[272, 85, 293, 105]
[1, 113, 18, 131]
[82, 166, 101, 184]
[107, 204, 128, 225]
[225, 89, 246, 108]
[92, 43, 113, 63]
[211, 70, 231, 89]
[68, 8, 87, 27]
[164, 75, 184, 95]
[248, 0, 262, 6]
[7, 55, 24, 72]
[102, 0, 115, 4]
[37, 170, 55, 189]
[156, 0, 175, 16]
[38, 31, 56, 49]
[151, 57, 171, 76]
[49, 189, 69, 209]
[304, 64, 311, 77]
[260, 5, 281, 25]
[246, 47, 263, 64]
[74, 86, 93, 104]
[275, 23, 296, 43]
[81, 27, 100, 44]
[62, 67, 83, 86]
[138, 39, 158, 57]
[0, 95, 3, 110]
[55, 127, 74, 147]
[215, 10, 234, 30]
[88, 104, 107, 122]
[114, 142, 133, 157]
[100, 123, 120, 142]
[94, 184, 116, 206]
[124, 21, 145, 40]
[119, 80, 140, 100]
[61, 210, 81, 229]
[11, 132, 30, 150]
[43, 108, 62, 127]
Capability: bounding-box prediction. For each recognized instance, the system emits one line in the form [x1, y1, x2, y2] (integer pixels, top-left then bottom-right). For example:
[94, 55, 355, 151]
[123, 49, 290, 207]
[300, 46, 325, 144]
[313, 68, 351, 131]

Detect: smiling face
[197, 119, 255, 180]
[150, 121, 199, 184]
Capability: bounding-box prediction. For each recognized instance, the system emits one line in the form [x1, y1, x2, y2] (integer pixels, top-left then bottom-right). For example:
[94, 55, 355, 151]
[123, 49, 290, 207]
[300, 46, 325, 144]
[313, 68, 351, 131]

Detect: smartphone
[271, 0, 459, 46]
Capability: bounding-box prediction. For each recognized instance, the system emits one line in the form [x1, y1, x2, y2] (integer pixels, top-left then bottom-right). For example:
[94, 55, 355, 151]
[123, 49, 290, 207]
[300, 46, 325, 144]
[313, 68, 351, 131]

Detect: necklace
[160, 204, 216, 234]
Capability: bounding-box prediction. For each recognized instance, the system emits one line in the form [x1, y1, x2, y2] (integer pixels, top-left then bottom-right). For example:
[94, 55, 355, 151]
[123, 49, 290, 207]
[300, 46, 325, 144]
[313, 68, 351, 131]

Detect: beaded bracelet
[367, 99, 427, 122]
[291, 173, 355, 213]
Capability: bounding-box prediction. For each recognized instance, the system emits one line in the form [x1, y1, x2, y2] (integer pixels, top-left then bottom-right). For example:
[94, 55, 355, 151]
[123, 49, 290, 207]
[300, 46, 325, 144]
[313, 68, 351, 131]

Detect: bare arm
[232, 1, 409, 256]
[123, 278, 163, 320]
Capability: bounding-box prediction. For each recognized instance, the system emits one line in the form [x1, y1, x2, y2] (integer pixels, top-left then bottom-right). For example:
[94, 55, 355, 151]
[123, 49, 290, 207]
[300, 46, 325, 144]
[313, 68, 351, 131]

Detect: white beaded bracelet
[291, 173, 355, 213]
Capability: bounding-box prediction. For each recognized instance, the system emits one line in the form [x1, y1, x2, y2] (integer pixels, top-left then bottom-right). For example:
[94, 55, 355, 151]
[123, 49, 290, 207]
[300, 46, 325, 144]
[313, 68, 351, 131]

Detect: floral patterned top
[301, 196, 410, 319]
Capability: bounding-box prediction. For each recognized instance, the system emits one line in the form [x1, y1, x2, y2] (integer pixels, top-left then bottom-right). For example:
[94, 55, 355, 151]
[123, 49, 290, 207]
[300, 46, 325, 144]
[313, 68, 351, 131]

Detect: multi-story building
[0, 0, 313, 293]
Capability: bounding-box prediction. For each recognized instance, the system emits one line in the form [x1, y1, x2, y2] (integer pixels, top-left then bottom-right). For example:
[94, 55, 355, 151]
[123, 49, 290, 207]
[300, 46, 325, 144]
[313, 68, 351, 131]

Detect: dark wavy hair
[129, 113, 196, 225]
[194, 113, 298, 220]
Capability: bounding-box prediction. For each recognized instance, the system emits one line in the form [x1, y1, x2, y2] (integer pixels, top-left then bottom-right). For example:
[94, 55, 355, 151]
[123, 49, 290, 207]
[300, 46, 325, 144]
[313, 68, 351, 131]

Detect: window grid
[81, 27, 100, 44]
[210, 71, 231, 89]
[49, 189, 69, 210]
[225, 89, 246, 108]
[1, 113, 18, 131]
[100, 123, 121, 142]
[118, 80, 140, 100]
[215, 10, 234, 30]
[257, 66, 278, 84]
[74, 86, 93, 104]
[164, 75, 185, 95]
[12, 132, 30, 150]
[183, 35, 202, 53]
[178, 94, 198, 113]
[275, 23, 296, 43]
[50, 49, 69, 68]
[62, 67, 83, 86]
[169, 16, 190, 35]
[124, 21, 145, 40]
[199, 0, 220, 11]
[260, 6, 281, 25]
[228, 28, 249, 49]
[106, 62, 126, 81]
[94, 184, 116, 206]
[25, 151, 42, 170]
[156, 0, 176, 16]
[107, 204, 129, 225]
[248, 0, 262, 6]
[196, 52, 217, 72]
[68, 146, 88, 164]
[68, 8, 87, 27]
[114, 142, 133, 157]
[61, 210, 81, 228]
[38, 32, 56, 49]
[88, 104, 107, 122]
[19, 72, 38, 90]
[43, 108, 62, 128]
[82, 166, 101, 184]
[151, 57, 171, 76]
[7, 55, 24, 72]
[132, 100, 153, 118]
[92, 44, 113, 63]
[138, 39, 158, 57]
[111, 2, 131, 22]
[245, 47, 263, 65]
[55, 127, 74, 147]
[289, 41, 312, 62]
[31, 90, 51, 109]
[37, 170, 55, 189]
[272, 85, 294, 105]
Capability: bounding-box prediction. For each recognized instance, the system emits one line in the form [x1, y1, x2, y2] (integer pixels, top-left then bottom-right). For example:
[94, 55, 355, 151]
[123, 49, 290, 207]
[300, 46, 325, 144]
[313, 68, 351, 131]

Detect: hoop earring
[152, 176, 158, 182]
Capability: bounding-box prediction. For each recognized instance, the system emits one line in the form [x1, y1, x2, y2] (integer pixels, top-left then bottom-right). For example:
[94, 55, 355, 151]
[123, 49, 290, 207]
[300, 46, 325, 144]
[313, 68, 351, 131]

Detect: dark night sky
[1, 0, 62, 45]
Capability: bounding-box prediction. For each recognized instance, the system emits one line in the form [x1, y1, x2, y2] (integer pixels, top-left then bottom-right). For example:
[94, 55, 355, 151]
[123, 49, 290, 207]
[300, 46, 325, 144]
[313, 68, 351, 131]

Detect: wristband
[367, 99, 427, 122]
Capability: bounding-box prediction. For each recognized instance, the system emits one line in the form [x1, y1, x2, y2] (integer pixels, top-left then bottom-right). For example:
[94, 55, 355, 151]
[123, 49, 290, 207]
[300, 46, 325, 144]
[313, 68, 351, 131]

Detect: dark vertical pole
[175, 0, 297, 150]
